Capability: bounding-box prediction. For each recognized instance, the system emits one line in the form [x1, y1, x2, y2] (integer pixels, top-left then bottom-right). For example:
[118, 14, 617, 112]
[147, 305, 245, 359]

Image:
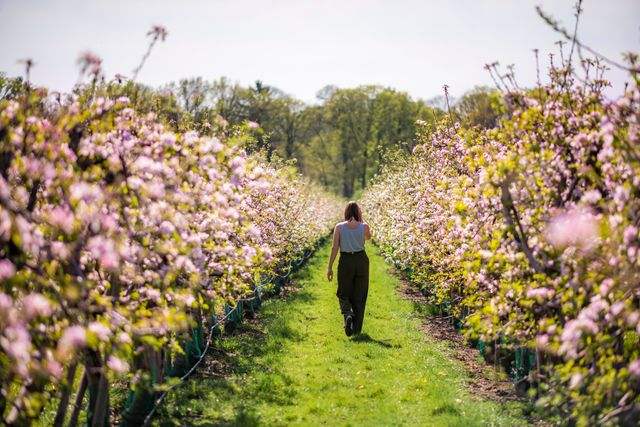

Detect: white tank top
[339, 222, 365, 252]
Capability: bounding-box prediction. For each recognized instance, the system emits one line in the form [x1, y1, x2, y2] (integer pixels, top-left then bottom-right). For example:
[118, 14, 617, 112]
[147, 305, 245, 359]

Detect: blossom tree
[0, 84, 341, 425]
[363, 54, 640, 424]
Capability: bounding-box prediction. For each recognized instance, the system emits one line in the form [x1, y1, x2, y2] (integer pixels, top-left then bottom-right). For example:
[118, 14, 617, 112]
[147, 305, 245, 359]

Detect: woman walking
[327, 201, 372, 336]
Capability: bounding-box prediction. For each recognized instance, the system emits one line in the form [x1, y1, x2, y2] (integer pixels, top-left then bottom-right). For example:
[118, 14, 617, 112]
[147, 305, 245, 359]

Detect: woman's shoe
[345, 314, 354, 336]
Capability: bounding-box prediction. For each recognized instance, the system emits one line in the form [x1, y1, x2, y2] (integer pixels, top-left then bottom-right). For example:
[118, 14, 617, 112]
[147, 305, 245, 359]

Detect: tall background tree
[41, 75, 451, 197]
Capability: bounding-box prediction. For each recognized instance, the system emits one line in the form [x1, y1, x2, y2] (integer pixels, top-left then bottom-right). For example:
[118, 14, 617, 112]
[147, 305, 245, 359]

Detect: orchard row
[0, 89, 342, 425]
[363, 66, 640, 425]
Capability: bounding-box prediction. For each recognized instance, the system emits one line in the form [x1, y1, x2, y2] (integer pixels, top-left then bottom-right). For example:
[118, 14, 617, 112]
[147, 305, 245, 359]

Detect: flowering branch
[77, 51, 103, 85]
[17, 58, 34, 84]
[132, 25, 168, 82]
[500, 180, 544, 274]
[536, 4, 637, 72]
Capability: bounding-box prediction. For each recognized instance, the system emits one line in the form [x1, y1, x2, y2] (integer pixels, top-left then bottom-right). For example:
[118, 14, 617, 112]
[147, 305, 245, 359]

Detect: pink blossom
[49, 207, 75, 233]
[230, 156, 246, 176]
[144, 288, 161, 301]
[87, 236, 120, 271]
[88, 322, 112, 342]
[121, 107, 134, 120]
[50, 241, 70, 260]
[45, 351, 63, 379]
[559, 316, 600, 359]
[58, 325, 86, 353]
[610, 301, 624, 317]
[78, 51, 101, 67]
[626, 312, 640, 328]
[623, 225, 637, 245]
[561, 320, 582, 342]
[216, 115, 228, 128]
[569, 372, 584, 389]
[22, 294, 52, 319]
[126, 176, 143, 190]
[15, 215, 43, 256]
[225, 207, 240, 220]
[546, 209, 599, 250]
[535, 334, 549, 347]
[175, 256, 196, 274]
[131, 156, 158, 173]
[0, 209, 11, 240]
[117, 332, 132, 345]
[0, 259, 16, 281]
[3, 324, 31, 377]
[629, 360, 640, 380]
[526, 287, 555, 300]
[0, 175, 9, 199]
[581, 189, 601, 204]
[24, 157, 42, 177]
[148, 25, 168, 41]
[616, 97, 631, 108]
[599, 119, 615, 141]
[77, 51, 102, 77]
[613, 186, 629, 209]
[145, 181, 166, 199]
[580, 298, 608, 321]
[247, 121, 260, 130]
[107, 355, 129, 374]
[70, 183, 103, 204]
[159, 220, 176, 235]
[247, 224, 261, 239]
[599, 278, 614, 296]
[0, 292, 13, 318]
[252, 166, 264, 177]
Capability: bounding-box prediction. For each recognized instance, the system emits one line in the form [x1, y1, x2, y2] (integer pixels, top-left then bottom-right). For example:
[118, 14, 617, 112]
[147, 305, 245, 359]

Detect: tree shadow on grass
[190, 405, 262, 427]
[350, 332, 401, 349]
[153, 283, 317, 426]
[431, 403, 462, 417]
[410, 300, 444, 317]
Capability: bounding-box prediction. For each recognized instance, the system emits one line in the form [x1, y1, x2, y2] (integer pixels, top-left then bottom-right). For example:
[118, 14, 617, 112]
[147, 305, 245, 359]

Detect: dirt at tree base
[396, 276, 552, 427]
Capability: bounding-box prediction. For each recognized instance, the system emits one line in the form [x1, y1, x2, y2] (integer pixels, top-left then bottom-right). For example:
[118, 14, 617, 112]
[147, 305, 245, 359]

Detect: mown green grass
[153, 242, 529, 426]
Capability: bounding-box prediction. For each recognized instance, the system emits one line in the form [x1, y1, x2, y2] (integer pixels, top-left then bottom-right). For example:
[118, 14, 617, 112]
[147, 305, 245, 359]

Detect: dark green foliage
[159, 78, 444, 197]
[453, 86, 501, 129]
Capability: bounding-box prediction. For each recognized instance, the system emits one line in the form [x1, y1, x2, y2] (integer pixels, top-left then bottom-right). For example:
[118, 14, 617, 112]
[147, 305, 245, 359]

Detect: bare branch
[536, 5, 637, 73]
[500, 180, 544, 274]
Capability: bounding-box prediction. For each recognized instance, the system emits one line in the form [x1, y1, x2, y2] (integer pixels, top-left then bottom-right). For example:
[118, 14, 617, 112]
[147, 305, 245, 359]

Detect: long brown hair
[344, 201, 362, 222]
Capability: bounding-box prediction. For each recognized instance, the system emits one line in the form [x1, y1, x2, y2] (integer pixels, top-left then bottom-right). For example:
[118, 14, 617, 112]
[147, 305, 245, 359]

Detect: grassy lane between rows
[153, 241, 529, 426]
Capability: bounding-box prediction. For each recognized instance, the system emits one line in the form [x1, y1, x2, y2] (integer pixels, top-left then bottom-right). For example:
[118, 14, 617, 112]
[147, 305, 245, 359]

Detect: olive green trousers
[337, 251, 369, 334]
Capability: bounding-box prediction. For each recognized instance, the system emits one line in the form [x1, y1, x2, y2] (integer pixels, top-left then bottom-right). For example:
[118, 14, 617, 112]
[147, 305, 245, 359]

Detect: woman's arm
[360, 206, 372, 241]
[327, 224, 340, 281]
[364, 223, 372, 240]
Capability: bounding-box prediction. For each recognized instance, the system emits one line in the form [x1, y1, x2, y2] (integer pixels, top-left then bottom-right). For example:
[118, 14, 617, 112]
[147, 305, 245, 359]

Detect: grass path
[154, 242, 528, 426]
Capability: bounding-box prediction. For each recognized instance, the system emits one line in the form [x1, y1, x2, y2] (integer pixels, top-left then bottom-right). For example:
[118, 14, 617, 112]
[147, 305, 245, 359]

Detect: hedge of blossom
[0, 89, 341, 425]
[363, 67, 640, 425]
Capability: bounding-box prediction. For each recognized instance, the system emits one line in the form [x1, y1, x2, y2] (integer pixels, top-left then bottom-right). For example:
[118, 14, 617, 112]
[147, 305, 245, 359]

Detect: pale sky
[0, 0, 638, 103]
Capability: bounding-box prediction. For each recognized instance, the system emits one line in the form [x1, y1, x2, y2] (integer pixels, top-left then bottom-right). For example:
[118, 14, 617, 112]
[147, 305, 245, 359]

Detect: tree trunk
[68, 369, 88, 427]
[361, 142, 368, 190]
[53, 362, 78, 427]
[86, 350, 109, 427]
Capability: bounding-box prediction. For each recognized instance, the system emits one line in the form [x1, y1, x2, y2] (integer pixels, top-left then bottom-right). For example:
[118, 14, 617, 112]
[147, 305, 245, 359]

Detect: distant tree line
[0, 72, 500, 197]
[161, 77, 500, 197]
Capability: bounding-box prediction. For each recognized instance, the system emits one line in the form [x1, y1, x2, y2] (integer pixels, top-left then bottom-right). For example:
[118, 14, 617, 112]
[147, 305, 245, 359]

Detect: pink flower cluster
[363, 64, 640, 422]
[0, 91, 341, 424]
